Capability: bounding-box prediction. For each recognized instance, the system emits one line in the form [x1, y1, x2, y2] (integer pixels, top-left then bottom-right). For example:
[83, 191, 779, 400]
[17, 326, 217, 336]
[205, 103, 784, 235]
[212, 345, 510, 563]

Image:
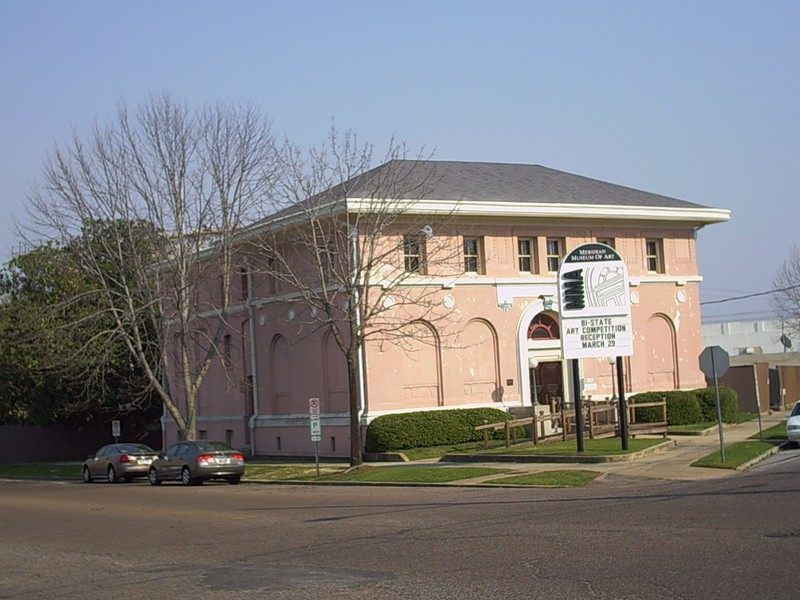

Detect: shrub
[628, 388, 741, 425]
[628, 391, 668, 424]
[693, 387, 739, 423]
[664, 391, 703, 425]
[628, 391, 701, 425]
[365, 408, 520, 453]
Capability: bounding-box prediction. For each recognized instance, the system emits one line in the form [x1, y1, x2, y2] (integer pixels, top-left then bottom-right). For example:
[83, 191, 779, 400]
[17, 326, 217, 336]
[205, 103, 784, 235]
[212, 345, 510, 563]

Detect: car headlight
[787, 425, 800, 431]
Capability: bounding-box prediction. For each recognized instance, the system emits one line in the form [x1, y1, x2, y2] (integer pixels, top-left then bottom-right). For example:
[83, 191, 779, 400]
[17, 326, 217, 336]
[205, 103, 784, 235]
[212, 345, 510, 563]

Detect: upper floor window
[463, 237, 484, 274]
[646, 239, 663, 273]
[597, 238, 614, 248]
[222, 334, 232, 368]
[403, 235, 427, 274]
[267, 254, 279, 295]
[239, 267, 249, 302]
[323, 244, 338, 282]
[517, 238, 535, 273]
[546, 238, 563, 273]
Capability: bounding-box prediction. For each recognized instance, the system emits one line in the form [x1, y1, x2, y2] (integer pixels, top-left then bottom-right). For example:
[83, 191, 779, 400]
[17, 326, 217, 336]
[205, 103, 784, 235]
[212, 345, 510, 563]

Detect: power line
[700, 283, 800, 306]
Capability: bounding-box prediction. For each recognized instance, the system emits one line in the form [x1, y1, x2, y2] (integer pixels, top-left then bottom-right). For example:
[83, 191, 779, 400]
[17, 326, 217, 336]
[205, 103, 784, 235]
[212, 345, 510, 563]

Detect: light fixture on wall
[608, 356, 617, 400]
[528, 357, 539, 406]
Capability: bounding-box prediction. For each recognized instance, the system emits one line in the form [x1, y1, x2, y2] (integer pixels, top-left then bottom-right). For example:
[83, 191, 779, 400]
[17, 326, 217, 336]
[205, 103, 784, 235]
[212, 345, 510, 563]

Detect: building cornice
[347, 198, 731, 225]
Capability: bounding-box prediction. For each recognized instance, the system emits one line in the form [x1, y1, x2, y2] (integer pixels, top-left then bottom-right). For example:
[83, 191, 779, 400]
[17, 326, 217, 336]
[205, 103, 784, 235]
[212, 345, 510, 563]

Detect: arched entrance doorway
[526, 312, 565, 410]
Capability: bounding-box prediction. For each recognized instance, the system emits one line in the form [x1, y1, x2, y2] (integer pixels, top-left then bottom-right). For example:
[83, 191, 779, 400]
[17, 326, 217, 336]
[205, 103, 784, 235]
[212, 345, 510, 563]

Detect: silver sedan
[147, 440, 245, 486]
[82, 443, 159, 483]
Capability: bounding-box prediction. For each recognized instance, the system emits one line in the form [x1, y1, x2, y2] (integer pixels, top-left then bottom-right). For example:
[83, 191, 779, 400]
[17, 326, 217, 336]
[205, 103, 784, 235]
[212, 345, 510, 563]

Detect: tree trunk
[347, 352, 363, 466]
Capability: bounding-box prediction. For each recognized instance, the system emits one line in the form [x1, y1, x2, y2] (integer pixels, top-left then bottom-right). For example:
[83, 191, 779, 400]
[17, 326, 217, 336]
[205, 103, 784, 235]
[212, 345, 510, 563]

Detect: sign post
[699, 345, 730, 463]
[111, 419, 121, 443]
[558, 243, 634, 451]
[309, 397, 322, 477]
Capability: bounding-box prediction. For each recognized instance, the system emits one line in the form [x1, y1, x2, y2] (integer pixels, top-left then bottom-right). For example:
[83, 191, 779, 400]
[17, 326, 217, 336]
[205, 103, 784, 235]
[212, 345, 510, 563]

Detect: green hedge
[629, 387, 739, 425]
[693, 386, 739, 423]
[365, 408, 519, 453]
[629, 391, 675, 424]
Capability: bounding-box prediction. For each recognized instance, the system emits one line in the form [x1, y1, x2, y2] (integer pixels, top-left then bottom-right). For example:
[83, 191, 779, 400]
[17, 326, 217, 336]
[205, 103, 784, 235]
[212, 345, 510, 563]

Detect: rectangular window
[597, 237, 614, 248]
[518, 238, 534, 273]
[323, 245, 337, 281]
[646, 239, 663, 273]
[463, 237, 483, 273]
[546, 238, 562, 273]
[240, 267, 249, 302]
[403, 235, 426, 274]
[267, 254, 278, 295]
[222, 334, 231, 368]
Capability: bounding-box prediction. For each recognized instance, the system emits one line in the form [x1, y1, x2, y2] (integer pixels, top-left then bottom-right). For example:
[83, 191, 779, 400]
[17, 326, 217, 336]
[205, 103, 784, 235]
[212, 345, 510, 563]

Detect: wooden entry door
[530, 361, 563, 407]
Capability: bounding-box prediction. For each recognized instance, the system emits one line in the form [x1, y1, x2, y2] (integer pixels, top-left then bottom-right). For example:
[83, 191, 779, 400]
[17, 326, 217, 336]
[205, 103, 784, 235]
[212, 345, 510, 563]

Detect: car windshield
[117, 444, 155, 453]
[194, 441, 235, 452]
[791, 403, 800, 417]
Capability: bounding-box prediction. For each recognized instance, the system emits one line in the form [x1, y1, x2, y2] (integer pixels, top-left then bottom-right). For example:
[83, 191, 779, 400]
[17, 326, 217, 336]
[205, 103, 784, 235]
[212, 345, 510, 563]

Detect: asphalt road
[1, 453, 798, 600]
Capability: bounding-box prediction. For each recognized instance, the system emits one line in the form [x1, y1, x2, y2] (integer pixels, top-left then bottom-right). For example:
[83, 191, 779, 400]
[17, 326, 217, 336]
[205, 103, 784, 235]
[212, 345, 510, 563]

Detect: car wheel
[181, 466, 197, 486]
[82, 466, 93, 484]
[107, 465, 119, 483]
[148, 467, 161, 486]
[227, 475, 241, 485]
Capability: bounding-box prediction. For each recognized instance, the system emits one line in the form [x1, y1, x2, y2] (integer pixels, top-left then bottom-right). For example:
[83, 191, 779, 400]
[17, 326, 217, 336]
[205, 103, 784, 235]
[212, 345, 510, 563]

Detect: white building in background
[702, 319, 793, 356]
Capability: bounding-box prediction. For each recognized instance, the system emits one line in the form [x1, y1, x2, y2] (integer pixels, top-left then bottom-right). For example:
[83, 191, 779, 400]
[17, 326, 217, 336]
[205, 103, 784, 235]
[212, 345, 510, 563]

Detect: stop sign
[699, 345, 730, 379]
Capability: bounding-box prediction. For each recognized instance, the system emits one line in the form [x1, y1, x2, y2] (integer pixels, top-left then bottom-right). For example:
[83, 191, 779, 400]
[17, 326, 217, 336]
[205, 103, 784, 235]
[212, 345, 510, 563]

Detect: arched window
[527, 313, 560, 340]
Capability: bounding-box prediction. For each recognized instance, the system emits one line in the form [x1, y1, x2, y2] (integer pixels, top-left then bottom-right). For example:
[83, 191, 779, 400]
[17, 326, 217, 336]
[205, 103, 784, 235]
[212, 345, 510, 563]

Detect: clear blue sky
[2, 0, 798, 323]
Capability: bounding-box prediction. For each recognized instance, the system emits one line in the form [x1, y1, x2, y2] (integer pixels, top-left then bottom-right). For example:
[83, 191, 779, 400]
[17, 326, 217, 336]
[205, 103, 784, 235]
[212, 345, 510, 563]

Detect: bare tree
[246, 130, 462, 465]
[773, 244, 800, 348]
[25, 94, 281, 440]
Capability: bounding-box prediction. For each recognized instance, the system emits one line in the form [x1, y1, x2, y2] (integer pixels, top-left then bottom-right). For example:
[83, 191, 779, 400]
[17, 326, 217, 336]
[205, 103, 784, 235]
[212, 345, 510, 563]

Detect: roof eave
[346, 198, 731, 225]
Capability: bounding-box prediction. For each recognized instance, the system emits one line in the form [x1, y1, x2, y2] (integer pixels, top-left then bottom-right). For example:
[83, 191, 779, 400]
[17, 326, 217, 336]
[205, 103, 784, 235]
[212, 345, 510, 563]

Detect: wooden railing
[475, 398, 667, 448]
[627, 400, 668, 436]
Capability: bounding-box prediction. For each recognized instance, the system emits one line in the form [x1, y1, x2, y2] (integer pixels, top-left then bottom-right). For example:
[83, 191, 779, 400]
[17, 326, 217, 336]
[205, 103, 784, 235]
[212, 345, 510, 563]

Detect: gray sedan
[147, 440, 245, 486]
[82, 443, 159, 483]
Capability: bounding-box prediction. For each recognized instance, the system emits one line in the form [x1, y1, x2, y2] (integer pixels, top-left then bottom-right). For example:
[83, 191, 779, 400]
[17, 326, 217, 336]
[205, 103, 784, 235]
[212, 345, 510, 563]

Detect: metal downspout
[349, 228, 367, 430]
[245, 259, 260, 456]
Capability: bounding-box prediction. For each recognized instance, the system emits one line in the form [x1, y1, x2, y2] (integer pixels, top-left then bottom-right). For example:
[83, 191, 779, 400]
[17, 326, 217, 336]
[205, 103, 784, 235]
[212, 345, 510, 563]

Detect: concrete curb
[735, 445, 781, 471]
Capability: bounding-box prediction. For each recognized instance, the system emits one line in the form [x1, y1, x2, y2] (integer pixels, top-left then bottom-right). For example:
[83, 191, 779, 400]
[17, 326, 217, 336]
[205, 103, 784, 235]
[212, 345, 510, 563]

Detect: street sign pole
[572, 360, 585, 453]
[711, 351, 726, 463]
[753, 369, 764, 442]
[309, 398, 322, 477]
[616, 356, 629, 451]
[699, 346, 730, 464]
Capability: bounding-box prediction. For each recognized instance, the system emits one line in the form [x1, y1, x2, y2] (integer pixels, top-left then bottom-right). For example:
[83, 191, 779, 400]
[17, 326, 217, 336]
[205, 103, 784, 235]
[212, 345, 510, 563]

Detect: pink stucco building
[161, 160, 730, 458]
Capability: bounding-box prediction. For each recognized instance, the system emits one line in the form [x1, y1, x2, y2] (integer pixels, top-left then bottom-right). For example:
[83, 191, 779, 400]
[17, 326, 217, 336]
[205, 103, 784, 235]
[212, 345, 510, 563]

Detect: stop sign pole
[699, 346, 729, 463]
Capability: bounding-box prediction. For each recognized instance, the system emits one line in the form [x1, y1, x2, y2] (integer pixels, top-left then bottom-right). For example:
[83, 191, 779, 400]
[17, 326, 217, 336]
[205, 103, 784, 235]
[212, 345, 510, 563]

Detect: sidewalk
[436, 411, 786, 483]
[366, 411, 784, 485]
[598, 411, 784, 481]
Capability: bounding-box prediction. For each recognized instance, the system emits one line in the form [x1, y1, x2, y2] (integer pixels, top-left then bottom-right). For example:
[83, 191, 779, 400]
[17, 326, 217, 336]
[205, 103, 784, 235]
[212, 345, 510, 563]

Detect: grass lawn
[0, 463, 79, 480]
[399, 437, 665, 460]
[315, 465, 513, 483]
[244, 464, 348, 480]
[0, 461, 599, 487]
[691, 441, 776, 470]
[727, 412, 759, 424]
[749, 420, 787, 442]
[471, 437, 665, 456]
[668, 422, 716, 433]
[482, 470, 601, 487]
